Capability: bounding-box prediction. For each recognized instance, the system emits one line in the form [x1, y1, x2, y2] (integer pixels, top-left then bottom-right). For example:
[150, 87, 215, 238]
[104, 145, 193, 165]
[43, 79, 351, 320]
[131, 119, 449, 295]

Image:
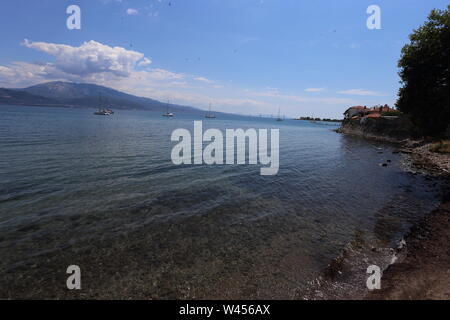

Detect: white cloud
[126, 8, 139, 15]
[0, 40, 187, 91]
[337, 89, 384, 96]
[144, 68, 184, 81]
[138, 57, 152, 67]
[0, 62, 62, 87]
[22, 39, 151, 77]
[305, 88, 325, 92]
[194, 77, 214, 83]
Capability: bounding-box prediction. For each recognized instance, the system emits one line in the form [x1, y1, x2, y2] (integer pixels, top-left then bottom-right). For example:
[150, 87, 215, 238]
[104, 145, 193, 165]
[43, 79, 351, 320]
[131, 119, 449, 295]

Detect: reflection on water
[0, 106, 444, 298]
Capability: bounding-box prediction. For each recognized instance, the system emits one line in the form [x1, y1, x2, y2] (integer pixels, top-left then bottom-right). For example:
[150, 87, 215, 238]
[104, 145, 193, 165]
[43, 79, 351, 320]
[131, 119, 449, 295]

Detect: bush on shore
[429, 140, 450, 154]
[396, 6, 450, 138]
[381, 110, 403, 117]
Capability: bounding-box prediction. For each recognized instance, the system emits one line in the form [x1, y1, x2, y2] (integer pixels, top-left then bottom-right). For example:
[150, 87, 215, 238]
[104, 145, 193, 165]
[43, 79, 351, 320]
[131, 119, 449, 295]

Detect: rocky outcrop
[401, 142, 450, 177]
[337, 117, 416, 142]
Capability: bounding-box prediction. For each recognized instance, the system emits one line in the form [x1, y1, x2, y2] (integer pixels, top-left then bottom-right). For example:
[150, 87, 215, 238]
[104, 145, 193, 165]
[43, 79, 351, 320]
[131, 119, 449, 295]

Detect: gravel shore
[328, 131, 450, 300]
[369, 142, 449, 299]
[367, 200, 450, 299]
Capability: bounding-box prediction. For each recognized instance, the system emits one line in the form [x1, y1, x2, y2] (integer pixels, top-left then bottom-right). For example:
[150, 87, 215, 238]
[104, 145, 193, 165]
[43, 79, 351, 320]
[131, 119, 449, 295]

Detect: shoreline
[371, 143, 449, 299]
[317, 129, 450, 300]
[367, 199, 450, 299]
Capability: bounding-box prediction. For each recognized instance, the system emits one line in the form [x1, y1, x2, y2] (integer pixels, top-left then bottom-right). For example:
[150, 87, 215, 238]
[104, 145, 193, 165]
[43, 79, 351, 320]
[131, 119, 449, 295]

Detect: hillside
[0, 88, 59, 106]
[1, 81, 202, 113]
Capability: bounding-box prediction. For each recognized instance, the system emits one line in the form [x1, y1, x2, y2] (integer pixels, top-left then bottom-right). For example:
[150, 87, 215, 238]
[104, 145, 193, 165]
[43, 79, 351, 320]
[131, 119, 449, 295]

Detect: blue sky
[0, 0, 447, 118]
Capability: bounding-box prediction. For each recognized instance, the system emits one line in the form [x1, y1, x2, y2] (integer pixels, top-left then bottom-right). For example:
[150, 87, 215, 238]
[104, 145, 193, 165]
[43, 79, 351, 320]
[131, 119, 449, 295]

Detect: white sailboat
[94, 93, 114, 115]
[162, 100, 174, 117]
[205, 103, 216, 119]
[276, 108, 283, 121]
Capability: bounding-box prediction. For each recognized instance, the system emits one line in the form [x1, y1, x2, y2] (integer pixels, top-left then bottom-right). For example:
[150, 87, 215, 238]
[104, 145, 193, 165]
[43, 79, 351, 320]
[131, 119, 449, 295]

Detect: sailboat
[276, 108, 283, 121]
[94, 93, 114, 115]
[205, 103, 216, 119]
[162, 100, 174, 117]
[94, 109, 112, 116]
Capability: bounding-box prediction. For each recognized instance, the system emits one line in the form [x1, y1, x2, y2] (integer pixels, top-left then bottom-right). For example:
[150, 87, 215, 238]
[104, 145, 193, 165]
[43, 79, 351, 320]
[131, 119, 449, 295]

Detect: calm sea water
[0, 105, 444, 298]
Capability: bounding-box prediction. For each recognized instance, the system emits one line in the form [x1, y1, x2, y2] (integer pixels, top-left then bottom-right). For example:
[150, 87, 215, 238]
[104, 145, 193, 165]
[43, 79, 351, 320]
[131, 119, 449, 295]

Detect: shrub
[396, 6, 450, 137]
[381, 110, 403, 117]
[429, 140, 450, 154]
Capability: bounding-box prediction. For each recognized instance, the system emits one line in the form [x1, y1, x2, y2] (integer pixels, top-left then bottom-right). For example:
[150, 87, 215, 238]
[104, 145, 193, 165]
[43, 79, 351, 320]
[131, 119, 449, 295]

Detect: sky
[0, 0, 448, 118]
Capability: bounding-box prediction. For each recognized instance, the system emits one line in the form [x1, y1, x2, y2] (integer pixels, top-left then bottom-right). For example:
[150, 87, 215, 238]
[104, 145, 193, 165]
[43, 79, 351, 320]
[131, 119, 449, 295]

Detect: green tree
[397, 6, 450, 137]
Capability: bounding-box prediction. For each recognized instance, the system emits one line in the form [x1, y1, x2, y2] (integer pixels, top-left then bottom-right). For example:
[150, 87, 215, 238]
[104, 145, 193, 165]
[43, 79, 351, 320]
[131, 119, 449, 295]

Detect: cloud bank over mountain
[0, 40, 188, 97]
[0, 39, 385, 117]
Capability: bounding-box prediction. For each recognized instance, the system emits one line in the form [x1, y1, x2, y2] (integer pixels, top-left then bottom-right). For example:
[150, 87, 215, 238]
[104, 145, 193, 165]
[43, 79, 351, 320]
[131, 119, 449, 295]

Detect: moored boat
[163, 100, 174, 117]
[205, 103, 216, 119]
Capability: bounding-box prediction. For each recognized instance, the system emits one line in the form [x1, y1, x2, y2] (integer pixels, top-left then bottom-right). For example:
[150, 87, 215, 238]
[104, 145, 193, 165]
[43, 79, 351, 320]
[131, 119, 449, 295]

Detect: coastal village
[343, 105, 399, 119]
[295, 105, 399, 123]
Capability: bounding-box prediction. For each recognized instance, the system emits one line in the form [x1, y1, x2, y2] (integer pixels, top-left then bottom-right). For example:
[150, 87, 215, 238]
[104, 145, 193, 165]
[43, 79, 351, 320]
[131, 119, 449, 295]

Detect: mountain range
[0, 81, 204, 114]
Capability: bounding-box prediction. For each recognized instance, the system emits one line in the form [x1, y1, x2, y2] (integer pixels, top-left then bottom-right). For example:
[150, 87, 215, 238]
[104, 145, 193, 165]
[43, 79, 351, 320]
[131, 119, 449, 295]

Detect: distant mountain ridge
[0, 81, 202, 113]
[0, 88, 56, 105]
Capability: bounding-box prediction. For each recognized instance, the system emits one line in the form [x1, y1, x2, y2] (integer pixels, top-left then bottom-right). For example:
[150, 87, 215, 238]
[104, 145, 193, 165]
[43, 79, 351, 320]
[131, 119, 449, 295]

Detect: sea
[0, 105, 445, 299]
